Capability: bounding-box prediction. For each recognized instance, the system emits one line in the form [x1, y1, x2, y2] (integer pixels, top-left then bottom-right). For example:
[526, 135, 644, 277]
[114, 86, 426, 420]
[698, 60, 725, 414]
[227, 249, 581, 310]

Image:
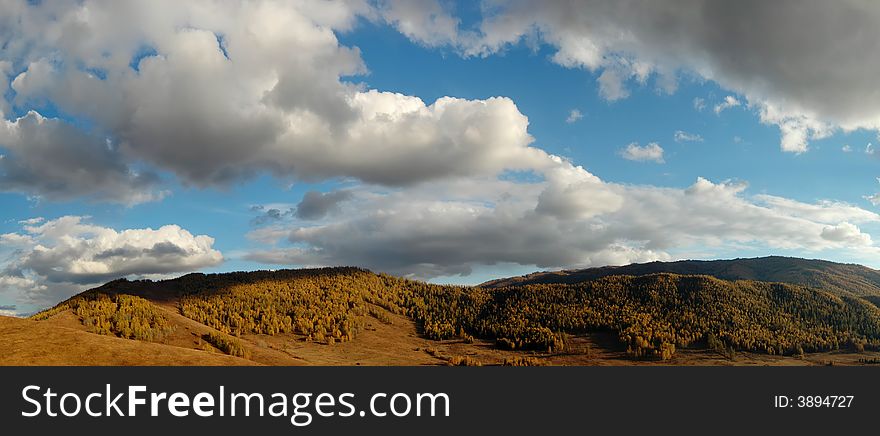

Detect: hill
[5, 259, 880, 366]
[480, 256, 880, 298]
[10, 268, 498, 366]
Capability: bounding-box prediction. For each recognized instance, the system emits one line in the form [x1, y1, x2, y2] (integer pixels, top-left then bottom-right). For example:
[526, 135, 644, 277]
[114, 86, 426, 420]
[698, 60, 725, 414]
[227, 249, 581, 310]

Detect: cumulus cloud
[0, 216, 223, 306]
[620, 142, 665, 163]
[821, 222, 872, 245]
[282, 92, 551, 185]
[565, 109, 584, 124]
[674, 130, 703, 143]
[406, 0, 880, 153]
[842, 145, 852, 153]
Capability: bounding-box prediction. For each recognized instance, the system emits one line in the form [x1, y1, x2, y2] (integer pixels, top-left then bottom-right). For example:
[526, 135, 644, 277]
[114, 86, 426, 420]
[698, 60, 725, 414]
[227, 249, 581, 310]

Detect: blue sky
[2, 1, 880, 315]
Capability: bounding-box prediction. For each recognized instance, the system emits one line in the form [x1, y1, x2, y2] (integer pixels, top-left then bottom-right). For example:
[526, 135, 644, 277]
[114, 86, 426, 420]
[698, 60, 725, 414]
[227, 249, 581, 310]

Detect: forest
[372, 273, 880, 358]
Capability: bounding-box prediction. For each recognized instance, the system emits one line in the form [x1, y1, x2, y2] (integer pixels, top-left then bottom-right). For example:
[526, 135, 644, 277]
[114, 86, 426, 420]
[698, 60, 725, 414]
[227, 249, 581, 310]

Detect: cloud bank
[0, 0, 549, 203]
[0, 216, 222, 306]
[246, 163, 880, 279]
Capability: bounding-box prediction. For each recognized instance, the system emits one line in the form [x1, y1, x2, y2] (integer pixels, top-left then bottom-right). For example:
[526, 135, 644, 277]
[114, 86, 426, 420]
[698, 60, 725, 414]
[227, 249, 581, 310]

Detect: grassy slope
[0, 315, 257, 366]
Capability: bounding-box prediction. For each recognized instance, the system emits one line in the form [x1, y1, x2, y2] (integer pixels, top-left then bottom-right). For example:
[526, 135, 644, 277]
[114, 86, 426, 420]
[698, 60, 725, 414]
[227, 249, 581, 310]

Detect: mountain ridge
[480, 256, 880, 298]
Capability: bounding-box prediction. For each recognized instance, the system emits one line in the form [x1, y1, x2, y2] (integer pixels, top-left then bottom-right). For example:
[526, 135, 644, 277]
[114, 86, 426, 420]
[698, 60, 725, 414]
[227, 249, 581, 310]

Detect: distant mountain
[480, 256, 880, 298]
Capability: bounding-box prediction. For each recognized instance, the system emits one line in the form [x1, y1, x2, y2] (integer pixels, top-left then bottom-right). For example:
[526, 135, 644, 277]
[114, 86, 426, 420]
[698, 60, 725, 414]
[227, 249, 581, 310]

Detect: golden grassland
[0, 315, 256, 366]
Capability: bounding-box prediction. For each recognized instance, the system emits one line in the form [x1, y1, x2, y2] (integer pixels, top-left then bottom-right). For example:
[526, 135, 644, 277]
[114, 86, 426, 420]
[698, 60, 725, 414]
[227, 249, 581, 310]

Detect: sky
[3, 0, 880, 315]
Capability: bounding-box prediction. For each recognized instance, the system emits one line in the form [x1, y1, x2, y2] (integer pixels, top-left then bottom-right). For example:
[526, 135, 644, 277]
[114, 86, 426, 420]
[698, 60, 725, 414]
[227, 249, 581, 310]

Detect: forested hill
[480, 256, 880, 297]
[24, 265, 880, 363]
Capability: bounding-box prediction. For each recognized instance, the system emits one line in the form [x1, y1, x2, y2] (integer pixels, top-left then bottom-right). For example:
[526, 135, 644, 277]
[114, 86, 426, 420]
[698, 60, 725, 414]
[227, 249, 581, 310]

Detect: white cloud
[842, 144, 852, 152]
[714, 95, 742, 115]
[693, 97, 706, 112]
[758, 103, 832, 153]
[621, 142, 665, 163]
[674, 130, 703, 143]
[0, 216, 223, 306]
[566, 109, 584, 124]
[281, 91, 551, 185]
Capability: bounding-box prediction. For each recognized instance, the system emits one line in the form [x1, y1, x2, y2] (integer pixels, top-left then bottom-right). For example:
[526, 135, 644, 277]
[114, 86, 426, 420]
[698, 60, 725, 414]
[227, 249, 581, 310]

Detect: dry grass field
[0, 315, 256, 366]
